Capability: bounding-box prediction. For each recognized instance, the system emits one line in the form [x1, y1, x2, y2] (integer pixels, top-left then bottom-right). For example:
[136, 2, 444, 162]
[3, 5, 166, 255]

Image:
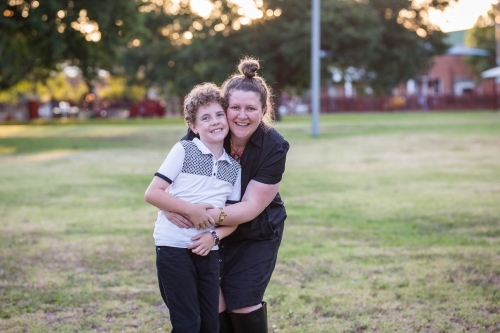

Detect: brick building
[412, 30, 493, 97]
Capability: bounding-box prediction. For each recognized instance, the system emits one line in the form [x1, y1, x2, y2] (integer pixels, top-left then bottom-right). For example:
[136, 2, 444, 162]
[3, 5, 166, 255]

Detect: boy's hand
[188, 232, 215, 256]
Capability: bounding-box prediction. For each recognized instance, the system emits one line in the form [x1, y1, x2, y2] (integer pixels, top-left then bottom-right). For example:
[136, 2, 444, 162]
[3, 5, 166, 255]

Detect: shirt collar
[247, 123, 266, 148]
[193, 138, 233, 163]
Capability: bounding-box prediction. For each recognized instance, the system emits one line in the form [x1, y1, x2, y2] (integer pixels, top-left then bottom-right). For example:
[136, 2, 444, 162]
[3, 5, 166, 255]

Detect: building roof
[444, 29, 489, 57]
[447, 45, 490, 56]
[482, 66, 500, 79]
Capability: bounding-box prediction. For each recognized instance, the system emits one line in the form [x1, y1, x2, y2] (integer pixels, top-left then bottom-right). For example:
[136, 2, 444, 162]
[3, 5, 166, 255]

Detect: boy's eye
[217, 112, 225, 118]
[201, 116, 209, 121]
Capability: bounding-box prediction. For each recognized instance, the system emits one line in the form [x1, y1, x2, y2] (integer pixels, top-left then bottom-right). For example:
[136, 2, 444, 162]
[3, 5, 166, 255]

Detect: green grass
[1, 112, 499, 332]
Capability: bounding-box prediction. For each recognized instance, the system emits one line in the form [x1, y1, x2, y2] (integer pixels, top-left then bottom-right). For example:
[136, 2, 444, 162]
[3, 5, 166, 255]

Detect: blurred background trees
[464, 4, 497, 80]
[118, 0, 454, 97]
[0, 0, 458, 109]
[0, 0, 142, 89]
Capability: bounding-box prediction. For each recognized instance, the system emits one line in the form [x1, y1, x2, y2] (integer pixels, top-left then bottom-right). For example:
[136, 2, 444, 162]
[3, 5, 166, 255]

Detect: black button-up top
[184, 124, 289, 241]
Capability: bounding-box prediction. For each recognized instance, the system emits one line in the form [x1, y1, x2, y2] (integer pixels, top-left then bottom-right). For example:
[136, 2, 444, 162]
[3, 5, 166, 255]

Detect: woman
[167, 57, 289, 333]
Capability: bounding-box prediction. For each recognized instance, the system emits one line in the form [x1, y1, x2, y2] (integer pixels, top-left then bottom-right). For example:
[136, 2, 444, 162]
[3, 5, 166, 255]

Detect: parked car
[128, 99, 166, 118]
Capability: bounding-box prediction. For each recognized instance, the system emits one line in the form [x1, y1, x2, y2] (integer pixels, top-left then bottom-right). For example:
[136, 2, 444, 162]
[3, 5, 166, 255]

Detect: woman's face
[226, 90, 264, 143]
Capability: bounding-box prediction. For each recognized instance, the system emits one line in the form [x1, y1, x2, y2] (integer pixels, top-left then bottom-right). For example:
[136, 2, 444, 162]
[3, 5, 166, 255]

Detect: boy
[144, 82, 240, 333]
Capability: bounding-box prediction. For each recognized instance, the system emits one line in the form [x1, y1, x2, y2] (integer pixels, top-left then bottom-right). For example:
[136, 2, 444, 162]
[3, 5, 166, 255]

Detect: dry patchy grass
[1, 112, 499, 332]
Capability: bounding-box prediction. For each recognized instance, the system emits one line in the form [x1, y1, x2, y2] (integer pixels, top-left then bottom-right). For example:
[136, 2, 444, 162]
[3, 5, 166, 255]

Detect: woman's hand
[162, 210, 194, 229]
[188, 232, 215, 256]
[187, 203, 216, 230]
[163, 203, 215, 230]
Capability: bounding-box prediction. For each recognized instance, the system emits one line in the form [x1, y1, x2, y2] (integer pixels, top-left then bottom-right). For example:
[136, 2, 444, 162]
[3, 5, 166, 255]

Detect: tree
[0, 0, 143, 91]
[0, 0, 456, 101]
[356, 0, 452, 94]
[118, 0, 247, 97]
[464, 4, 497, 80]
[120, 0, 455, 99]
[0, 72, 83, 104]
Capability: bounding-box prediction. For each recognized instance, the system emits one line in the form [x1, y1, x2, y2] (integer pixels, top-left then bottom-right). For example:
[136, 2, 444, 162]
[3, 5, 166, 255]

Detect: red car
[128, 99, 166, 118]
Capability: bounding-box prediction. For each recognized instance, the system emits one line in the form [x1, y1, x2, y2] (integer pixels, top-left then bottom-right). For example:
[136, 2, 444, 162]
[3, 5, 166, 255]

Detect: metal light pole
[311, 0, 320, 136]
[495, 0, 500, 110]
[496, 0, 500, 66]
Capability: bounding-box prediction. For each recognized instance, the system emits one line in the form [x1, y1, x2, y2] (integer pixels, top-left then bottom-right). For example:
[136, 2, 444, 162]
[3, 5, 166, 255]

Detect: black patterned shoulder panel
[180, 141, 213, 177]
[217, 158, 241, 186]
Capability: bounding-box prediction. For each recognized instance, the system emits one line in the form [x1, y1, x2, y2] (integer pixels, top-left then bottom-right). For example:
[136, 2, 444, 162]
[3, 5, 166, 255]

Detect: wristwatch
[210, 230, 220, 246]
[216, 207, 226, 226]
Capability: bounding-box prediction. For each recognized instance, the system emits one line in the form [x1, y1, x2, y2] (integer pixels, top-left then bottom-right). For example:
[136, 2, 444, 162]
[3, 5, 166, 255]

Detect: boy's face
[189, 102, 228, 146]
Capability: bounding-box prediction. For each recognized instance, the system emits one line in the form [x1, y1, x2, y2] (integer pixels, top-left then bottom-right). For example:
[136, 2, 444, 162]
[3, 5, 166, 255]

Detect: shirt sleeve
[227, 168, 242, 204]
[155, 142, 184, 184]
[253, 140, 290, 185]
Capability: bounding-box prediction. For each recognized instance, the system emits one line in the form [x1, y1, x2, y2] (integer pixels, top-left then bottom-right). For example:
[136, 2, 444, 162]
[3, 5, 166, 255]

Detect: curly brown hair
[183, 82, 227, 125]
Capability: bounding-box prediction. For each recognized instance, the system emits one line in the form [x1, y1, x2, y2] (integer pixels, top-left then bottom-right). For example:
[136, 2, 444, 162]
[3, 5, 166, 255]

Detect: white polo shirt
[153, 138, 241, 248]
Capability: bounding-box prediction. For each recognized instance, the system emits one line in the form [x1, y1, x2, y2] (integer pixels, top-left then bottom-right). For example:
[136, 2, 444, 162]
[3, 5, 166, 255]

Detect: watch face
[218, 208, 226, 225]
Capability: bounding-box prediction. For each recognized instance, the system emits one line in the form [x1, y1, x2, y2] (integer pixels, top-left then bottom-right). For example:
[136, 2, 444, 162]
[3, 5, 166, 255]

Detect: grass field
[0, 112, 499, 333]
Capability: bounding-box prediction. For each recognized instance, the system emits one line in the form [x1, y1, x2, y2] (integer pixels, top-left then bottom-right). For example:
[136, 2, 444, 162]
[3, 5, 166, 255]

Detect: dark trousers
[156, 246, 219, 333]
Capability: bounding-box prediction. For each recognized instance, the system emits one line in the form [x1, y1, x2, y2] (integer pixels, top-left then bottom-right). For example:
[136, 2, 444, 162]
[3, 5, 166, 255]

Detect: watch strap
[210, 230, 220, 246]
[216, 207, 226, 226]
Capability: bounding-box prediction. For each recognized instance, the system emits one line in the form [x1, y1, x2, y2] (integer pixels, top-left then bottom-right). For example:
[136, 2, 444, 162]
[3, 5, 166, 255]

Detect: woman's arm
[144, 176, 215, 229]
[206, 180, 280, 226]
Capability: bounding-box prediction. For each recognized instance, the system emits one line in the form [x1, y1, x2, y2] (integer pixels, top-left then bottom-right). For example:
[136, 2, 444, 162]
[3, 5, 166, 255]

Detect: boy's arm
[144, 176, 214, 229]
[188, 225, 237, 256]
[187, 167, 240, 257]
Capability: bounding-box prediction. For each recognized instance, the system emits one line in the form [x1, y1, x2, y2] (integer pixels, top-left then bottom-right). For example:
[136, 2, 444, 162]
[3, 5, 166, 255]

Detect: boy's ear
[188, 123, 198, 135]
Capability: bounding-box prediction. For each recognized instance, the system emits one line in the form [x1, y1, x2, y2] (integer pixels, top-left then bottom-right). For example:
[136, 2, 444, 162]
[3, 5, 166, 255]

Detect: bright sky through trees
[190, 0, 264, 19]
[428, 0, 497, 32]
[189, 0, 498, 33]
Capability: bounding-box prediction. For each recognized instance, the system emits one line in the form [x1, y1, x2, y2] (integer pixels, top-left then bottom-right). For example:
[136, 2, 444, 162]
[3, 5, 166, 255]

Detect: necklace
[230, 139, 244, 163]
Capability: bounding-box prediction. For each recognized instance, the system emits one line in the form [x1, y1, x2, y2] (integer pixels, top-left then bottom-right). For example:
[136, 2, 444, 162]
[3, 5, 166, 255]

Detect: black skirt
[219, 198, 286, 311]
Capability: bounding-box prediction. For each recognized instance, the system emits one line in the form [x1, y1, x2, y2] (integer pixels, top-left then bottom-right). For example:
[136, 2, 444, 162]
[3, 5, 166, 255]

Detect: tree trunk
[271, 81, 284, 122]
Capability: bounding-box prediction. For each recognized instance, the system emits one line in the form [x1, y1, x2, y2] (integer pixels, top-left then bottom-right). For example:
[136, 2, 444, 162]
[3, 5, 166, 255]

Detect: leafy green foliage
[0, 0, 143, 90]
[1, 0, 455, 99]
[359, 0, 450, 94]
[118, 0, 244, 95]
[464, 4, 497, 80]
[120, 0, 454, 98]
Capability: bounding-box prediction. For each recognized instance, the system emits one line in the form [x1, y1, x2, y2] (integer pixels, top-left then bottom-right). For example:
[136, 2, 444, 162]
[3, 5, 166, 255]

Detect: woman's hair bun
[238, 58, 260, 79]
